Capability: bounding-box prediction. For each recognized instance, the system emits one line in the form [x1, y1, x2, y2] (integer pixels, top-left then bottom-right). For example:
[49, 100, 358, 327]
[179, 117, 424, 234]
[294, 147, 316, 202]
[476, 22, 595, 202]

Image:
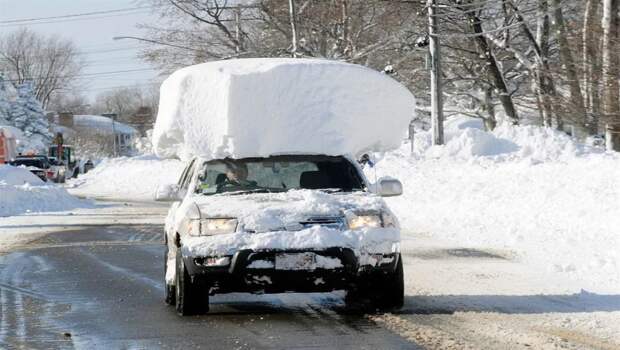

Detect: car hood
[191, 189, 389, 232]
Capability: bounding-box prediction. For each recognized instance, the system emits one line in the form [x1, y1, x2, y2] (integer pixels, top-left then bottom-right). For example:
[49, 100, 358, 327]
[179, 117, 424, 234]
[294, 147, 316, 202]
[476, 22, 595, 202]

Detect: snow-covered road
[1, 203, 618, 349]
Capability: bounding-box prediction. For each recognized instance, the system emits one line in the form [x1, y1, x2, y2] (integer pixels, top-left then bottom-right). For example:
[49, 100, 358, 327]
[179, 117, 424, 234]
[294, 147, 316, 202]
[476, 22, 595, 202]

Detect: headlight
[189, 218, 238, 236]
[348, 214, 382, 230]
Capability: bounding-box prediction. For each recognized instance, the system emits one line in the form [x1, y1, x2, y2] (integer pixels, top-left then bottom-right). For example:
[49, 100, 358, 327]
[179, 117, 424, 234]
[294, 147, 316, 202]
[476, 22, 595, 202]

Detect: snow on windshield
[153, 58, 415, 161]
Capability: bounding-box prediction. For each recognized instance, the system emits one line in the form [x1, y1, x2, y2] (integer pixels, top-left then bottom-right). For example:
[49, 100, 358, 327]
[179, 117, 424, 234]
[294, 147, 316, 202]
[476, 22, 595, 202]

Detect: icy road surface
[0, 202, 618, 349]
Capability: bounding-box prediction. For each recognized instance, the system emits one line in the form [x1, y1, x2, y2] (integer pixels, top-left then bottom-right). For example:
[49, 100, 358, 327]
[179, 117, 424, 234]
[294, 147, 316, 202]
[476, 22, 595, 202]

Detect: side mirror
[376, 177, 403, 197]
[155, 183, 182, 202]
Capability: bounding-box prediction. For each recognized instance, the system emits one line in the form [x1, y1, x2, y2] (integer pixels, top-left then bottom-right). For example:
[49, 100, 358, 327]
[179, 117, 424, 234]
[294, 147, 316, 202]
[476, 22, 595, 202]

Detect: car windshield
[195, 155, 365, 195]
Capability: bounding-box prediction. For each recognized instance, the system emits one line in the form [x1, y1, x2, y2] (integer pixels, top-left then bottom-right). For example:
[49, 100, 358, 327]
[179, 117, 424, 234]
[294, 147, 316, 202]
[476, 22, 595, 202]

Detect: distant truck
[48, 145, 80, 181]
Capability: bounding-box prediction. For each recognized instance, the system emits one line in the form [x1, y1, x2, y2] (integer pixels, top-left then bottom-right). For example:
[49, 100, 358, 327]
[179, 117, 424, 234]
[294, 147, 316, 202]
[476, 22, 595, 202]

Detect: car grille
[298, 216, 346, 230]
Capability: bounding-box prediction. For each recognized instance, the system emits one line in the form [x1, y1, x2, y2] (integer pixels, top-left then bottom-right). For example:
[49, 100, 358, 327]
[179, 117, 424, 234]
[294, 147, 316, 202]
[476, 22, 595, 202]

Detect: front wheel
[375, 254, 404, 310]
[175, 248, 209, 315]
[346, 254, 405, 312]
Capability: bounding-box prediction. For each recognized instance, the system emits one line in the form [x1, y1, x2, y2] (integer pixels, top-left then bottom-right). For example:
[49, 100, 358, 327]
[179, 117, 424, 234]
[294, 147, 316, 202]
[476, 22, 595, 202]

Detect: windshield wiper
[317, 188, 361, 193]
[224, 188, 287, 195]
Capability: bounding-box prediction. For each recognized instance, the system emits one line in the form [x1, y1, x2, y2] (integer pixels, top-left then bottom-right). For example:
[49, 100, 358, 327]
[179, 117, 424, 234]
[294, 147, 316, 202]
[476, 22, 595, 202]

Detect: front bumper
[183, 248, 399, 294]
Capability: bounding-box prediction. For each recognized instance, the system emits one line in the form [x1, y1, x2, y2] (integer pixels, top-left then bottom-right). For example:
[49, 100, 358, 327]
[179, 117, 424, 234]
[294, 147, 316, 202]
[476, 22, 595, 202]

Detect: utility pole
[288, 0, 299, 57]
[428, 0, 444, 145]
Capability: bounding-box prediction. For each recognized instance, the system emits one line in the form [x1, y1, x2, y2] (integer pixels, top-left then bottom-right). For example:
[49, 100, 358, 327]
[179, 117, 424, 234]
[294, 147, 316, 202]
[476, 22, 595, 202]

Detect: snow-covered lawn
[66, 155, 184, 201]
[372, 119, 619, 293]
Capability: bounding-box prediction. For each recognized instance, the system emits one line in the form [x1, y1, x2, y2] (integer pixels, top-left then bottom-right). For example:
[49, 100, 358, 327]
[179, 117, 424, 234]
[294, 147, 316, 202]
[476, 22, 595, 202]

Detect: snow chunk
[153, 58, 415, 160]
[183, 226, 399, 258]
[247, 260, 275, 269]
[191, 190, 390, 233]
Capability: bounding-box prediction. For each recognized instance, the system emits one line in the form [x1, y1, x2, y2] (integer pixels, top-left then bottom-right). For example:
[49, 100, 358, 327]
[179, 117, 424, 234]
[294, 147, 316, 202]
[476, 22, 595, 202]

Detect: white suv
[157, 154, 404, 315]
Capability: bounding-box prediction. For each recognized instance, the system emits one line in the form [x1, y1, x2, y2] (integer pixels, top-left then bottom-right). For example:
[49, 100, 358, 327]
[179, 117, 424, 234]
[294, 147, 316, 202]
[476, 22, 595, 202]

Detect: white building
[50, 113, 138, 156]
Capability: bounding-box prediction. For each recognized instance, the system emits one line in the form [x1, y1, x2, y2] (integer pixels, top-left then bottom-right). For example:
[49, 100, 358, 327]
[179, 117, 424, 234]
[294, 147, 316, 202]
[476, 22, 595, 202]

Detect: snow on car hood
[191, 189, 390, 232]
[183, 225, 400, 258]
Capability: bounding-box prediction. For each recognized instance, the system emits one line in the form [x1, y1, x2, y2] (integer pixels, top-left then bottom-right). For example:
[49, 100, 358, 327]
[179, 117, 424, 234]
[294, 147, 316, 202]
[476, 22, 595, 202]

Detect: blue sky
[0, 0, 160, 100]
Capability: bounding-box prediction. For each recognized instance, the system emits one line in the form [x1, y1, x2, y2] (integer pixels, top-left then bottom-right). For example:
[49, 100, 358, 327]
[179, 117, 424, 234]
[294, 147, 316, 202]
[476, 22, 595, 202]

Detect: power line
[0, 6, 157, 24]
[3, 68, 158, 83]
[0, 11, 152, 28]
[74, 82, 161, 92]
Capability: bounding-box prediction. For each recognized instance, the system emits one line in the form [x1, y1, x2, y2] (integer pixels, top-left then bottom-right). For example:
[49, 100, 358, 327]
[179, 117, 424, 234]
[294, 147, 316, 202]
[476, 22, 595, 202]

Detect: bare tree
[0, 28, 84, 108]
[582, 0, 602, 133]
[551, 0, 585, 130]
[92, 85, 159, 135]
[602, 0, 620, 125]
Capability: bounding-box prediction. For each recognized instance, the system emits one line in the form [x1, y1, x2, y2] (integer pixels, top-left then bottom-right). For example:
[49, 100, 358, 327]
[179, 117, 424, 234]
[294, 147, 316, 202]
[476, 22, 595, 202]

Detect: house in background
[49, 112, 138, 156]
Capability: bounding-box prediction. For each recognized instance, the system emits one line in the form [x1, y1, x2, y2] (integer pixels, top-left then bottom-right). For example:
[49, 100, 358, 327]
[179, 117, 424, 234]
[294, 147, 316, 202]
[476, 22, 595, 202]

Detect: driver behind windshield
[217, 161, 257, 190]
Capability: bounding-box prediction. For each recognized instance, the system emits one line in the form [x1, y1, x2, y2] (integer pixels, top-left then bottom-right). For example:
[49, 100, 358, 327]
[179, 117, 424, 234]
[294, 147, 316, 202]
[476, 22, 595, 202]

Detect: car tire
[175, 248, 209, 315]
[164, 248, 175, 306]
[345, 254, 405, 312]
[375, 254, 404, 310]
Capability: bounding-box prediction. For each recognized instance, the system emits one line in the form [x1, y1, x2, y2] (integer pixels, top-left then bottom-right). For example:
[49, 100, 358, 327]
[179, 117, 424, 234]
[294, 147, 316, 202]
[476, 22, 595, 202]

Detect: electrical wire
[0, 6, 157, 24]
[3, 68, 159, 83]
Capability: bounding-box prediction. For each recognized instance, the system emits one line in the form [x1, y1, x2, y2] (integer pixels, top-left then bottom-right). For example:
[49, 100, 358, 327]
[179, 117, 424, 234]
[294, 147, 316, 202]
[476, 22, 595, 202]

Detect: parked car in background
[82, 159, 95, 174]
[10, 155, 54, 182]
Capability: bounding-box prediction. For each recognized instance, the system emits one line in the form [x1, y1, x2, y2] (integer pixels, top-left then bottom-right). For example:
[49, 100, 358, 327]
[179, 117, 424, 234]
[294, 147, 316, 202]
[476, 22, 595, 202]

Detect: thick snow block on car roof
[153, 58, 415, 160]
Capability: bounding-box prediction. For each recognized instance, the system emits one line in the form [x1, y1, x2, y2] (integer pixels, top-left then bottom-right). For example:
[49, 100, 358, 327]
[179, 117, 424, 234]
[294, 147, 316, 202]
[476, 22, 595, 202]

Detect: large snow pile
[153, 58, 415, 161]
[0, 163, 43, 185]
[370, 117, 620, 292]
[67, 155, 184, 201]
[409, 116, 598, 162]
[0, 165, 91, 217]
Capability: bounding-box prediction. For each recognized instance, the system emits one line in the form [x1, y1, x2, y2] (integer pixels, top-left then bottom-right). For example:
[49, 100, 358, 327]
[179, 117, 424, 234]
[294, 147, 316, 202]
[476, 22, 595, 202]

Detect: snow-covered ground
[0, 165, 92, 218]
[369, 118, 619, 293]
[66, 155, 184, 201]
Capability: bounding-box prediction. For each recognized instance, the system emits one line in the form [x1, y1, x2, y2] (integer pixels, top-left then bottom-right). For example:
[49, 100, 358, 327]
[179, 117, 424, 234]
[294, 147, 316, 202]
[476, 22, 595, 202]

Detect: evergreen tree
[8, 81, 52, 143]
